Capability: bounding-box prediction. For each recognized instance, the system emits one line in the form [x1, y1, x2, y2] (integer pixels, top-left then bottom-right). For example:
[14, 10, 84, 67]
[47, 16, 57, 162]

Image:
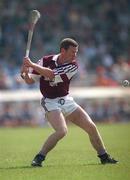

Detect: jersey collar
[52, 54, 60, 66]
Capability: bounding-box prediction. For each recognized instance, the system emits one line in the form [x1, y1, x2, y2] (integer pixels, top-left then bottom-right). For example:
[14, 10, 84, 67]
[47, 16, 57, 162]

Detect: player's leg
[67, 105, 106, 154]
[32, 110, 68, 167]
[66, 105, 118, 164]
[40, 110, 68, 155]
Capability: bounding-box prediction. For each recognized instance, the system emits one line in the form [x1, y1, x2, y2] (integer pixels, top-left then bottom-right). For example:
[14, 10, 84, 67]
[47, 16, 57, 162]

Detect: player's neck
[57, 54, 65, 65]
[58, 54, 70, 65]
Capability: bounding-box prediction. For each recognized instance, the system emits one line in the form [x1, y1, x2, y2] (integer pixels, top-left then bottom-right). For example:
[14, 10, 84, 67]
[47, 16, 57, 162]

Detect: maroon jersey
[31, 54, 78, 98]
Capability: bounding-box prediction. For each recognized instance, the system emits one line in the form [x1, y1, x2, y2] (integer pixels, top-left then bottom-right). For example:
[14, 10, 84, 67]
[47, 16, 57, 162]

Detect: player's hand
[21, 64, 29, 74]
[23, 57, 34, 68]
[20, 63, 29, 79]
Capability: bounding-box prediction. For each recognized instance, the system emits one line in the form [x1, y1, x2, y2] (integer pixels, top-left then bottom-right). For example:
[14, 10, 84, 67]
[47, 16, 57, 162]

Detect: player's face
[62, 46, 78, 62]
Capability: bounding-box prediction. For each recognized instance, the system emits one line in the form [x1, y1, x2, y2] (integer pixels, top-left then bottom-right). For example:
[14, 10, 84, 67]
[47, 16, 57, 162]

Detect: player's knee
[57, 127, 68, 139]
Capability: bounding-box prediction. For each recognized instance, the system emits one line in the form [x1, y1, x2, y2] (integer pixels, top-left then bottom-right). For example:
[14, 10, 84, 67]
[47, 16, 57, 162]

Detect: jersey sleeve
[52, 61, 78, 83]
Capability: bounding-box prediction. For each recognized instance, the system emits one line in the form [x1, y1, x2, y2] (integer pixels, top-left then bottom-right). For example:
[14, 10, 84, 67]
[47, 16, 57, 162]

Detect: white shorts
[41, 95, 78, 117]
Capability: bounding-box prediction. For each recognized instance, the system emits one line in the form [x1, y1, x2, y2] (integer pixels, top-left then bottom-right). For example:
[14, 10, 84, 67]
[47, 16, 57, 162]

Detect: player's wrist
[21, 72, 29, 79]
[21, 72, 26, 79]
[30, 62, 35, 68]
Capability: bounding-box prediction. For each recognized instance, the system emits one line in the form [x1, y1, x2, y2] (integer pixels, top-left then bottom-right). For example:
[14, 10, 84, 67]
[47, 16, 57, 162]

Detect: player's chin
[70, 57, 75, 61]
[67, 57, 75, 63]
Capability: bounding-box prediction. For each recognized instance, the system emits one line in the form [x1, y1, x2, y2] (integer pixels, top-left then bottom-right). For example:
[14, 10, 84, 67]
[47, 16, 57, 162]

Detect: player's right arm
[23, 57, 55, 80]
[21, 64, 35, 84]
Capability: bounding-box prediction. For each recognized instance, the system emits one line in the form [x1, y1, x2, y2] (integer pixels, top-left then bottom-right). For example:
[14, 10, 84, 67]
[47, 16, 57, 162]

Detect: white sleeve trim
[54, 75, 63, 83]
[29, 73, 41, 82]
[37, 58, 43, 66]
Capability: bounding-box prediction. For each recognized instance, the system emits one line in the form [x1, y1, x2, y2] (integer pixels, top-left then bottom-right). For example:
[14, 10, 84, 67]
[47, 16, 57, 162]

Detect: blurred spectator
[94, 66, 119, 86]
[16, 102, 34, 126]
[0, 101, 46, 127]
[79, 98, 130, 124]
[117, 99, 130, 121]
[0, 103, 16, 126]
[0, 67, 9, 90]
[110, 56, 130, 82]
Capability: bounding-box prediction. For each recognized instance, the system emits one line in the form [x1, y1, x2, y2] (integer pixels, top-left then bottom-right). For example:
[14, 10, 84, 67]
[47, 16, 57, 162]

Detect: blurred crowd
[0, 0, 130, 89]
[0, 98, 130, 127]
[0, 101, 45, 127]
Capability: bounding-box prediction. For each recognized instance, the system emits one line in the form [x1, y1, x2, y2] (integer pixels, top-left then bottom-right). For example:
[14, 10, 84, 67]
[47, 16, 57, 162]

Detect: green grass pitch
[0, 123, 130, 180]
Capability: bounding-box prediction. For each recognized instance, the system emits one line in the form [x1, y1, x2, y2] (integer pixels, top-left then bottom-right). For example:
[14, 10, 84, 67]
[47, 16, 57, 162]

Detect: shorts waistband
[44, 95, 70, 101]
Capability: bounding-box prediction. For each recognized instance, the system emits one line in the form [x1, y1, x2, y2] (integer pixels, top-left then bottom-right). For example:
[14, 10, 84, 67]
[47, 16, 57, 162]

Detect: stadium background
[0, 0, 130, 127]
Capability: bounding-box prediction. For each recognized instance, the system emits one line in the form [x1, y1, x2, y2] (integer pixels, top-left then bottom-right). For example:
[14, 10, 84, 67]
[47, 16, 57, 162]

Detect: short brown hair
[60, 38, 78, 51]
